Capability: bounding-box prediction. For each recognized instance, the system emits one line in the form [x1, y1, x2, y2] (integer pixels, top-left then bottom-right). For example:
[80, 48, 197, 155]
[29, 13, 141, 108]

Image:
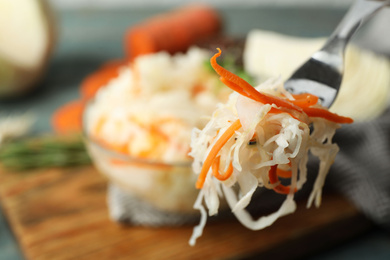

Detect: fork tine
[289, 58, 343, 91]
[285, 0, 389, 108]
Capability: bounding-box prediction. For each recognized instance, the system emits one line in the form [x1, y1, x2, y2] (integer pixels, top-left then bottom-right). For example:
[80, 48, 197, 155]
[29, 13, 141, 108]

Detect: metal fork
[284, 0, 389, 108]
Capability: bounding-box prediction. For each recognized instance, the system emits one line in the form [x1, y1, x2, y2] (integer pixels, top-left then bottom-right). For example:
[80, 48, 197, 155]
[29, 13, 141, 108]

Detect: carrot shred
[210, 48, 353, 124]
[191, 84, 206, 97]
[198, 49, 354, 194]
[277, 168, 292, 178]
[212, 156, 234, 181]
[274, 184, 294, 194]
[268, 107, 310, 124]
[196, 119, 242, 189]
[268, 165, 297, 195]
[219, 77, 254, 100]
[290, 93, 319, 107]
[303, 107, 354, 124]
[210, 48, 303, 112]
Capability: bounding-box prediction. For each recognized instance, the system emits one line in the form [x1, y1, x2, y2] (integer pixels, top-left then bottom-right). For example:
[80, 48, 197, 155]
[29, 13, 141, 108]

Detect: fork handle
[330, 0, 389, 44]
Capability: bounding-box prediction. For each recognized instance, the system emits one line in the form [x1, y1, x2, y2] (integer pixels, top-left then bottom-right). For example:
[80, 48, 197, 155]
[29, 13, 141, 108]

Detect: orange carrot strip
[291, 93, 319, 108]
[191, 84, 206, 97]
[219, 77, 310, 123]
[196, 119, 242, 189]
[274, 185, 294, 194]
[269, 107, 310, 124]
[268, 165, 296, 195]
[270, 104, 352, 124]
[276, 161, 292, 178]
[51, 100, 85, 135]
[303, 107, 354, 124]
[276, 168, 292, 178]
[93, 116, 106, 137]
[269, 107, 284, 114]
[210, 49, 303, 112]
[212, 49, 353, 124]
[268, 165, 279, 183]
[219, 77, 254, 100]
[212, 156, 234, 181]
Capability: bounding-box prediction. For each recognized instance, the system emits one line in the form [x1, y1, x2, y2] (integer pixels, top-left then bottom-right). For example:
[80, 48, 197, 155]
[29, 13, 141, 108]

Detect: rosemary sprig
[0, 135, 91, 171]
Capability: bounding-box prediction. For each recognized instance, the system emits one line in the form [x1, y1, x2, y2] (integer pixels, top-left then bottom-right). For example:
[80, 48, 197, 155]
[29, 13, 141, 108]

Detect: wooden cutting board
[0, 165, 372, 260]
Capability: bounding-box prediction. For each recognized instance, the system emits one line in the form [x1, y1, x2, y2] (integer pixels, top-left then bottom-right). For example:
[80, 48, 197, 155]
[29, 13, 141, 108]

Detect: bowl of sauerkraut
[84, 133, 196, 214]
[83, 47, 230, 220]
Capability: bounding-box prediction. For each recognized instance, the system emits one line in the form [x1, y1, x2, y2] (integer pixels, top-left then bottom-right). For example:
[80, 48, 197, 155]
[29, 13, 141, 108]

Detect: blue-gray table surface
[1, 6, 390, 260]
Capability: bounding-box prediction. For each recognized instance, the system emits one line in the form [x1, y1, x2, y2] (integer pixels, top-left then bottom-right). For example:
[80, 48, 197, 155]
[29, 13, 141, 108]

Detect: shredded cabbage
[188, 77, 341, 246]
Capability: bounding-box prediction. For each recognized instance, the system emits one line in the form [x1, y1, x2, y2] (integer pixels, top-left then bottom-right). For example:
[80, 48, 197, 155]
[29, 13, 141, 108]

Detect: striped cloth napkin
[325, 108, 390, 229]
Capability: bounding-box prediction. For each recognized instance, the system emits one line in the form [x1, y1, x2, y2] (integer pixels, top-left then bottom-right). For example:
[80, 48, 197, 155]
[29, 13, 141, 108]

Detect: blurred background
[1, 0, 390, 259]
[50, 0, 355, 8]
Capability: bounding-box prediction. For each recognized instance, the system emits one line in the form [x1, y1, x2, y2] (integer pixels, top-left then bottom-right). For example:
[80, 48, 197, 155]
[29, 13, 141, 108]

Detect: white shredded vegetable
[86, 47, 229, 163]
[188, 77, 342, 246]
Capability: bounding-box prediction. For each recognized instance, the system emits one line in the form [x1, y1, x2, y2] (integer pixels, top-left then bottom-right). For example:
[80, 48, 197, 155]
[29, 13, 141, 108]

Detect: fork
[284, 0, 389, 108]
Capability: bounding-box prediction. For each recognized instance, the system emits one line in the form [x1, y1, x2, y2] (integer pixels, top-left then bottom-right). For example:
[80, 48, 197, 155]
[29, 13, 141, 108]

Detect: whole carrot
[124, 4, 222, 60]
[51, 100, 85, 135]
